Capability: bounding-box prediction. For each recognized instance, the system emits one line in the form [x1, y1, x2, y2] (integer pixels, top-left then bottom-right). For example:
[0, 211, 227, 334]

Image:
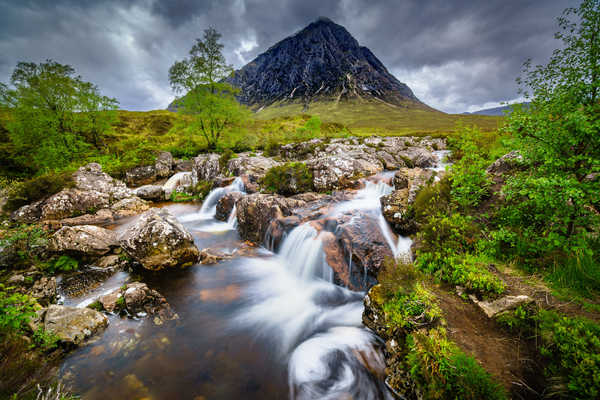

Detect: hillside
[465, 102, 531, 116]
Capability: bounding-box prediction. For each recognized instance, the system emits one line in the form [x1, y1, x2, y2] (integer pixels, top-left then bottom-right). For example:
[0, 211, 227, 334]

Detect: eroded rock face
[60, 209, 114, 227]
[125, 165, 158, 187]
[155, 152, 173, 179]
[49, 225, 119, 256]
[111, 197, 150, 218]
[215, 192, 244, 222]
[119, 209, 199, 270]
[227, 155, 281, 181]
[308, 156, 381, 191]
[73, 163, 132, 201]
[193, 153, 221, 183]
[40, 189, 110, 221]
[134, 185, 165, 201]
[236, 193, 306, 243]
[42, 305, 108, 345]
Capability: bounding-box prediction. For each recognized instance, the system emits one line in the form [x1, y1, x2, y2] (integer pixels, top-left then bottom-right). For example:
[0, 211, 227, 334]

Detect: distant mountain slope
[226, 17, 427, 111]
[465, 102, 530, 116]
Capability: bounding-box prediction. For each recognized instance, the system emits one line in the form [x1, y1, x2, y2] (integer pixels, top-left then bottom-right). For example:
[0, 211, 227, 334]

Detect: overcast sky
[0, 0, 574, 113]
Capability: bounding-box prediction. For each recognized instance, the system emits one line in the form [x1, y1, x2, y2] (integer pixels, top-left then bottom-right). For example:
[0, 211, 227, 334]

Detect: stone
[134, 185, 164, 201]
[49, 225, 119, 256]
[125, 165, 157, 187]
[199, 248, 232, 264]
[308, 155, 382, 191]
[110, 196, 150, 218]
[40, 189, 110, 220]
[236, 193, 306, 243]
[73, 163, 133, 201]
[30, 276, 57, 306]
[95, 254, 127, 270]
[60, 208, 114, 226]
[380, 189, 413, 234]
[215, 192, 244, 222]
[227, 155, 281, 180]
[162, 172, 194, 200]
[470, 294, 533, 318]
[99, 282, 177, 323]
[7, 274, 25, 284]
[43, 305, 108, 345]
[174, 159, 193, 172]
[486, 151, 524, 175]
[397, 147, 437, 168]
[193, 153, 221, 183]
[119, 208, 199, 270]
[154, 151, 173, 179]
[11, 201, 43, 223]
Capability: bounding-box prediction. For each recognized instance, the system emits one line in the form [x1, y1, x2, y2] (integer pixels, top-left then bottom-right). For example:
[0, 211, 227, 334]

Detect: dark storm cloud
[0, 0, 574, 113]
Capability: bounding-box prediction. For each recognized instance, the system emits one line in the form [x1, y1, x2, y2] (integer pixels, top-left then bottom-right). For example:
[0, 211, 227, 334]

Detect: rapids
[58, 156, 448, 399]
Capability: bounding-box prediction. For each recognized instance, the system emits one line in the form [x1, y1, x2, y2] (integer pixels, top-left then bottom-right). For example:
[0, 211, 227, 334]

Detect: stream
[58, 152, 449, 399]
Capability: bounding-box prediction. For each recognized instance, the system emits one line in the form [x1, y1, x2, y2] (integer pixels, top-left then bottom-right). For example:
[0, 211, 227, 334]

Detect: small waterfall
[198, 177, 245, 219]
[278, 223, 333, 282]
[227, 205, 238, 229]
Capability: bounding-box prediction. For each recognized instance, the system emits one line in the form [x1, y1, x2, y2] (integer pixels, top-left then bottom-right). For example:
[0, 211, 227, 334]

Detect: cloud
[0, 0, 572, 112]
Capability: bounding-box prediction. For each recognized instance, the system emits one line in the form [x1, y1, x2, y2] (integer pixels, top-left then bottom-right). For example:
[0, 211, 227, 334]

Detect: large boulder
[60, 208, 114, 227]
[40, 189, 110, 220]
[193, 153, 221, 183]
[393, 168, 434, 203]
[110, 196, 150, 218]
[41, 305, 108, 345]
[49, 225, 119, 256]
[236, 194, 306, 243]
[396, 147, 437, 168]
[125, 165, 157, 187]
[380, 189, 412, 234]
[154, 151, 173, 179]
[134, 185, 164, 201]
[73, 163, 132, 201]
[227, 155, 281, 180]
[119, 208, 199, 270]
[486, 151, 524, 175]
[308, 156, 381, 191]
[215, 192, 244, 222]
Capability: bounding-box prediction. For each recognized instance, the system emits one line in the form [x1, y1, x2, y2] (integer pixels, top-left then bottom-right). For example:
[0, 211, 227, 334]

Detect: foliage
[218, 148, 236, 171]
[169, 28, 250, 150]
[0, 224, 48, 270]
[0, 60, 118, 173]
[4, 171, 75, 212]
[31, 327, 60, 352]
[406, 327, 507, 400]
[46, 255, 79, 275]
[382, 282, 442, 330]
[193, 180, 213, 199]
[0, 285, 37, 333]
[262, 162, 314, 195]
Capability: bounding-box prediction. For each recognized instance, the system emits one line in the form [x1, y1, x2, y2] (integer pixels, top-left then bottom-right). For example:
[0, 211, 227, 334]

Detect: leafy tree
[169, 28, 249, 150]
[0, 60, 118, 173]
[499, 0, 600, 261]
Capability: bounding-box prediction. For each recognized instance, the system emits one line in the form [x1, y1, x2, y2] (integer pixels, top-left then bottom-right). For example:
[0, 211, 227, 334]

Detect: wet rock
[193, 153, 221, 183]
[380, 189, 412, 234]
[486, 150, 524, 175]
[215, 192, 244, 222]
[111, 196, 150, 218]
[30, 276, 57, 306]
[134, 185, 164, 201]
[99, 282, 177, 324]
[397, 147, 437, 168]
[119, 208, 199, 270]
[60, 265, 119, 297]
[227, 155, 281, 180]
[95, 254, 127, 270]
[199, 248, 232, 264]
[163, 172, 194, 200]
[154, 151, 173, 179]
[40, 189, 110, 220]
[236, 193, 306, 243]
[308, 155, 381, 191]
[73, 163, 132, 201]
[42, 305, 108, 345]
[125, 165, 157, 187]
[49, 225, 119, 256]
[470, 294, 533, 318]
[11, 200, 43, 223]
[60, 208, 114, 226]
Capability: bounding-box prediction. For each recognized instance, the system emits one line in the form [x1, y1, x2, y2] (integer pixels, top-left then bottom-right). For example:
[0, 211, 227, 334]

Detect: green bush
[382, 282, 442, 330]
[0, 285, 37, 333]
[45, 255, 79, 275]
[262, 162, 314, 195]
[407, 327, 507, 400]
[0, 224, 48, 270]
[4, 171, 75, 211]
[218, 148, 237, 171]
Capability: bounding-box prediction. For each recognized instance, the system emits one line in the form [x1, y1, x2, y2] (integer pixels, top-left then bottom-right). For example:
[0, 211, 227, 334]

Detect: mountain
[465, 102, 530, 116]
[226, 17, 426, 111]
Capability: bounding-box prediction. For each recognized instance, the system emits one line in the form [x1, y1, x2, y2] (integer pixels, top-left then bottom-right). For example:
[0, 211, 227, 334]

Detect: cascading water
[277, 224, 333, 282]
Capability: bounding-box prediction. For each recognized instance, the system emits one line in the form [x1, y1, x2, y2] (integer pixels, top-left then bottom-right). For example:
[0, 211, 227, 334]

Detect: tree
[0, 60, 118, 173]
[500, 0, 600, 261]
[169, 28, 249, 150]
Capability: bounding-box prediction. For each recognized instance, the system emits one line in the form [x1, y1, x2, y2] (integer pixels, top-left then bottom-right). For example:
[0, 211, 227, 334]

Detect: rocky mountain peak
[227, 18, 423, 110]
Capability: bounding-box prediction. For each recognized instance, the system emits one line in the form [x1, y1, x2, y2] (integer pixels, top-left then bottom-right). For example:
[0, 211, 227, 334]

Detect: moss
[87, 300, 104, 312]
[218, 148, 236, 172]
[192, 180, 213, 199]
[115, 296, 126, 310]
[262, 162, 314, 195]
[4, 170, 75, 212]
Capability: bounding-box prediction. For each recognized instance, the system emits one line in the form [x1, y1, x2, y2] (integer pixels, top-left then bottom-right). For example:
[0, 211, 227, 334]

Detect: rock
[40, 189, 110, 220]
[215, 192, 244, 222]
[199, 248, 233, 264]
[11, 201, 43, 223]
[60, 208, 114, 226]
[98, 290, 121, 313]
[43, 305, 108, 345]
[95, 254, 127, 270]
[280, 139, 324, 160]
[49, 225, 119, 256]
[99, 282, 177, 323]
[119, 208, 199, 270]
[110, 197, 150, 218]
[7, 274, 25, 284]
[73, 163, 132, 201]
[470, 294, 533, 318]
[380, 189, 413, 234]
[308, 155, 381, 191]
[174, 159, 193, 172]
[134, 185, 164, 201]
[125, 165, 157, 187]
[227, 155, 281, 180]
[397, 147, 437, 168]
[154, 151, 173, 179]
[236, 193, 306, 243]
[193, 153, 221, 183]
[30, 276, 57, 306]
[163, 172, 194, 200]
[486, 150, 524, 175]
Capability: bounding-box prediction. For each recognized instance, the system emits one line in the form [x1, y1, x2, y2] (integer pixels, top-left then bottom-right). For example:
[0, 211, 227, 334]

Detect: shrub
[0, 285, 37, 333]
[4, 171, 75, 211]
[218, 148, 236, 171]
[264, 140, 281, 157]
[382, 282, 442, 330]
[262, 162, 314, 195]
[0, 224, 48, 270]
[46, 255, 79, 274]
[407, 327, 507, 400]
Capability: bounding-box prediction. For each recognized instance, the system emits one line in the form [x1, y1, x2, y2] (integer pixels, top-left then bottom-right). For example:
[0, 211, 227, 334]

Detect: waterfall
[198, 177, 245, 218]
[227, 205, 238, 229]
[277, 223, 333, 282]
